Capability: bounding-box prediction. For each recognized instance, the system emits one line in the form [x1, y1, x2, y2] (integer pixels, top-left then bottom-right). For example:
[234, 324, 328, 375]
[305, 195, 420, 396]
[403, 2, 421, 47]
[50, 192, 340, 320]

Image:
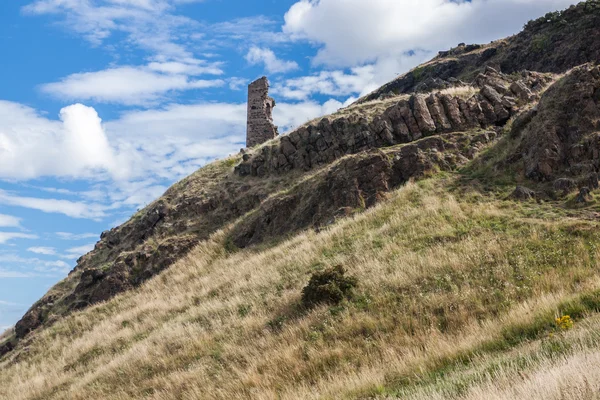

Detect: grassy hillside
[2, 157, 600, 399]
[2, 3, 600, 398]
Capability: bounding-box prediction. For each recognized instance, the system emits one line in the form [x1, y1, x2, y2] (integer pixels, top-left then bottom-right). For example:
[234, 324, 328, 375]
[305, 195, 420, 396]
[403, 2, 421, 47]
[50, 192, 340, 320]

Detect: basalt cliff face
[3, 0, 600, 363]
[359, 0, 600, 101]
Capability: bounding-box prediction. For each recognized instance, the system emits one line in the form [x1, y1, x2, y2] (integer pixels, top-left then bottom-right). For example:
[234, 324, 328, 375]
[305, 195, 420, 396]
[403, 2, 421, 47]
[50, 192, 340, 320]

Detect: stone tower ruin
[246, 77, 278, 148]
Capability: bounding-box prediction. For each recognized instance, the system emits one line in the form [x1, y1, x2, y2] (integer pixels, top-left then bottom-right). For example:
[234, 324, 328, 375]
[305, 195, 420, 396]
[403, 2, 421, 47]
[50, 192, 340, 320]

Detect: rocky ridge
[359, 0, 600, 102]
[234, 67, 552, 177]
[231, 130, 498, 248]
[514, 64, 600, 184]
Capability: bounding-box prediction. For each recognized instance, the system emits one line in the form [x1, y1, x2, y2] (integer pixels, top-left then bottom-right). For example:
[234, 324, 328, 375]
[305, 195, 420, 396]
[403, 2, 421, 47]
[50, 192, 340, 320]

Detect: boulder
[553, 178, 577, 195]
[410, 94, 437, 134]
[481, 85, 510, 123]
[510, 81, 536, 102]
[510, 186, 536, 201]
[426, 94, 452, 132]
[576, 187, 593, 203]
[440, 95, 466, 130]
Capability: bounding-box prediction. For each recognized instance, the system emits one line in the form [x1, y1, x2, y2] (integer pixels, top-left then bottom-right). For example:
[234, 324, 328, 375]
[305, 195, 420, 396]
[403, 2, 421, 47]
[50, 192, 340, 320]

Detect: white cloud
[63, 244, 95, 260]
[35, 260, 70, 273]
[147, 60, 223, 76]
[0, 99, 245, 218]
[0, 232, 38, 244]
[245, 46, 299, 74]
[271, 50, 432, 101]
[0, 94, 359, 223]
[56, 232, 98, 240]
[23, 0, 199, 60]
[0, 214, 21, 228]
[0, 190, 108, 220]
[0, 269, 32, 278]
[27, 247, 57, 255]
[41, 66, 225, 106]
[211, 16, 287, 45]
[0, 101, 124, 180]
[228, 77, 247, 91]
[272, 65, 379, 100]
[61, 104, 118, 172]
[274, 99, 346, 132]
[283, 0, 577, 67]
[0, 253, 72, 275]
[104, 102, 247, 178]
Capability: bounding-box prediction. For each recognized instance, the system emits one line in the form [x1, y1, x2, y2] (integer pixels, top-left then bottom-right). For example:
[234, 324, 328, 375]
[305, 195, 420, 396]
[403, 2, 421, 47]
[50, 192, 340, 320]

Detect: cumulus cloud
[0, 270, 31, 278]
[0, 88, 377, 224]
[27, 247, 57, 255]
[270, 49, 432, 103]
[245, 46, 299, 74]
[23, 0, 199, 60]
[0, 101, 124, 180]
[0, 232, 38, 244]
[228, 77, 248, 91]
[105, 102, 247, 179]
[61, 104, 118, 172]
[0, 253, 71, 275]
[283, 0, 577, 67]
[0, 190, 108, 220]
[42, 66, 225, 106]
[0, 99, 242, 219]
[56, 232, 99, 240]
[147, 61, 224, 76]
[274, 99, 348, 132]
[63, 244, 96, 260]
[0, 214, 21, 228]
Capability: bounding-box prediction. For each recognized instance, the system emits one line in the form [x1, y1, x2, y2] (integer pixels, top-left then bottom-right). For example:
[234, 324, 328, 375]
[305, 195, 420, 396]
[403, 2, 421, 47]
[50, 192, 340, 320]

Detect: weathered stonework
[235, 68, 554, 178]
[247, 77, 278, 148]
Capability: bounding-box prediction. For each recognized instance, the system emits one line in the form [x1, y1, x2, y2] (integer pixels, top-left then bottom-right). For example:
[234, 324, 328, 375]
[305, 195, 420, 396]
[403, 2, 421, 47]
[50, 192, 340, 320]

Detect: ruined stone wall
[236, 68, 553, 177]
[247, 77, 278, 148]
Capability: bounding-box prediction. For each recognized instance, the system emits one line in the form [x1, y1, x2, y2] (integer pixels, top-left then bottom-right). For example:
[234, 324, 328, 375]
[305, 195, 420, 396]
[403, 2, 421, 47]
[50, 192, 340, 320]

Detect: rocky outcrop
[509, 186, 536, 201]
[235, 68, 550, 178]
[511, 64, 600, 185]
[359, 1, 600, 102]
[0, 341, 13, 358]
[231, 130, 497, 247]
[577, 187, 594, 203]
[11, 167, 275, 340]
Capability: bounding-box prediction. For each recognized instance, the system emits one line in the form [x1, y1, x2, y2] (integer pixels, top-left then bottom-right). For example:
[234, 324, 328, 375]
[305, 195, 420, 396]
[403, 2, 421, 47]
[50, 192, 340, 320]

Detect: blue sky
[0, 0, 577, 331]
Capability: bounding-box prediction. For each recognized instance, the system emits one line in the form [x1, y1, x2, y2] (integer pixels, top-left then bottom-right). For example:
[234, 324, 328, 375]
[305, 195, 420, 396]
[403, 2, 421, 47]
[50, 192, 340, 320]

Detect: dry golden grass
[2, 178, 600, 399]
[296, 94, 411, 131]
[438, 86, 479, 100]
[0, 327, 12, 342]
[396, 312, 600, 400]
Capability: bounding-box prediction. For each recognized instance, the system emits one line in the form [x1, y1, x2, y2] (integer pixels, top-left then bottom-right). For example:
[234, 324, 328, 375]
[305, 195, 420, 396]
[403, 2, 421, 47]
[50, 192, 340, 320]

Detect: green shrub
[301, 265, 358, 308]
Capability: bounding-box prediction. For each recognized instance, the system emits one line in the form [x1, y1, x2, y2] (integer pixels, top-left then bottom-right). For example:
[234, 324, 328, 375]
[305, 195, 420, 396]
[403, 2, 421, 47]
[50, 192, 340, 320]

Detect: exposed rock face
[513, 64, 600, 184]
[231, 130, 497, 247]
[15, 307, 44, 339]
[553, 178, 577, 195]
[235, 68, 550, 178]
[0, 342, 13, 358]
[11, 170, 274, 340]
[510, 186, 536, 201]
[577, 187, 593, 203]
[359, 1, 600, 102]
[247, 77, 278, 148]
